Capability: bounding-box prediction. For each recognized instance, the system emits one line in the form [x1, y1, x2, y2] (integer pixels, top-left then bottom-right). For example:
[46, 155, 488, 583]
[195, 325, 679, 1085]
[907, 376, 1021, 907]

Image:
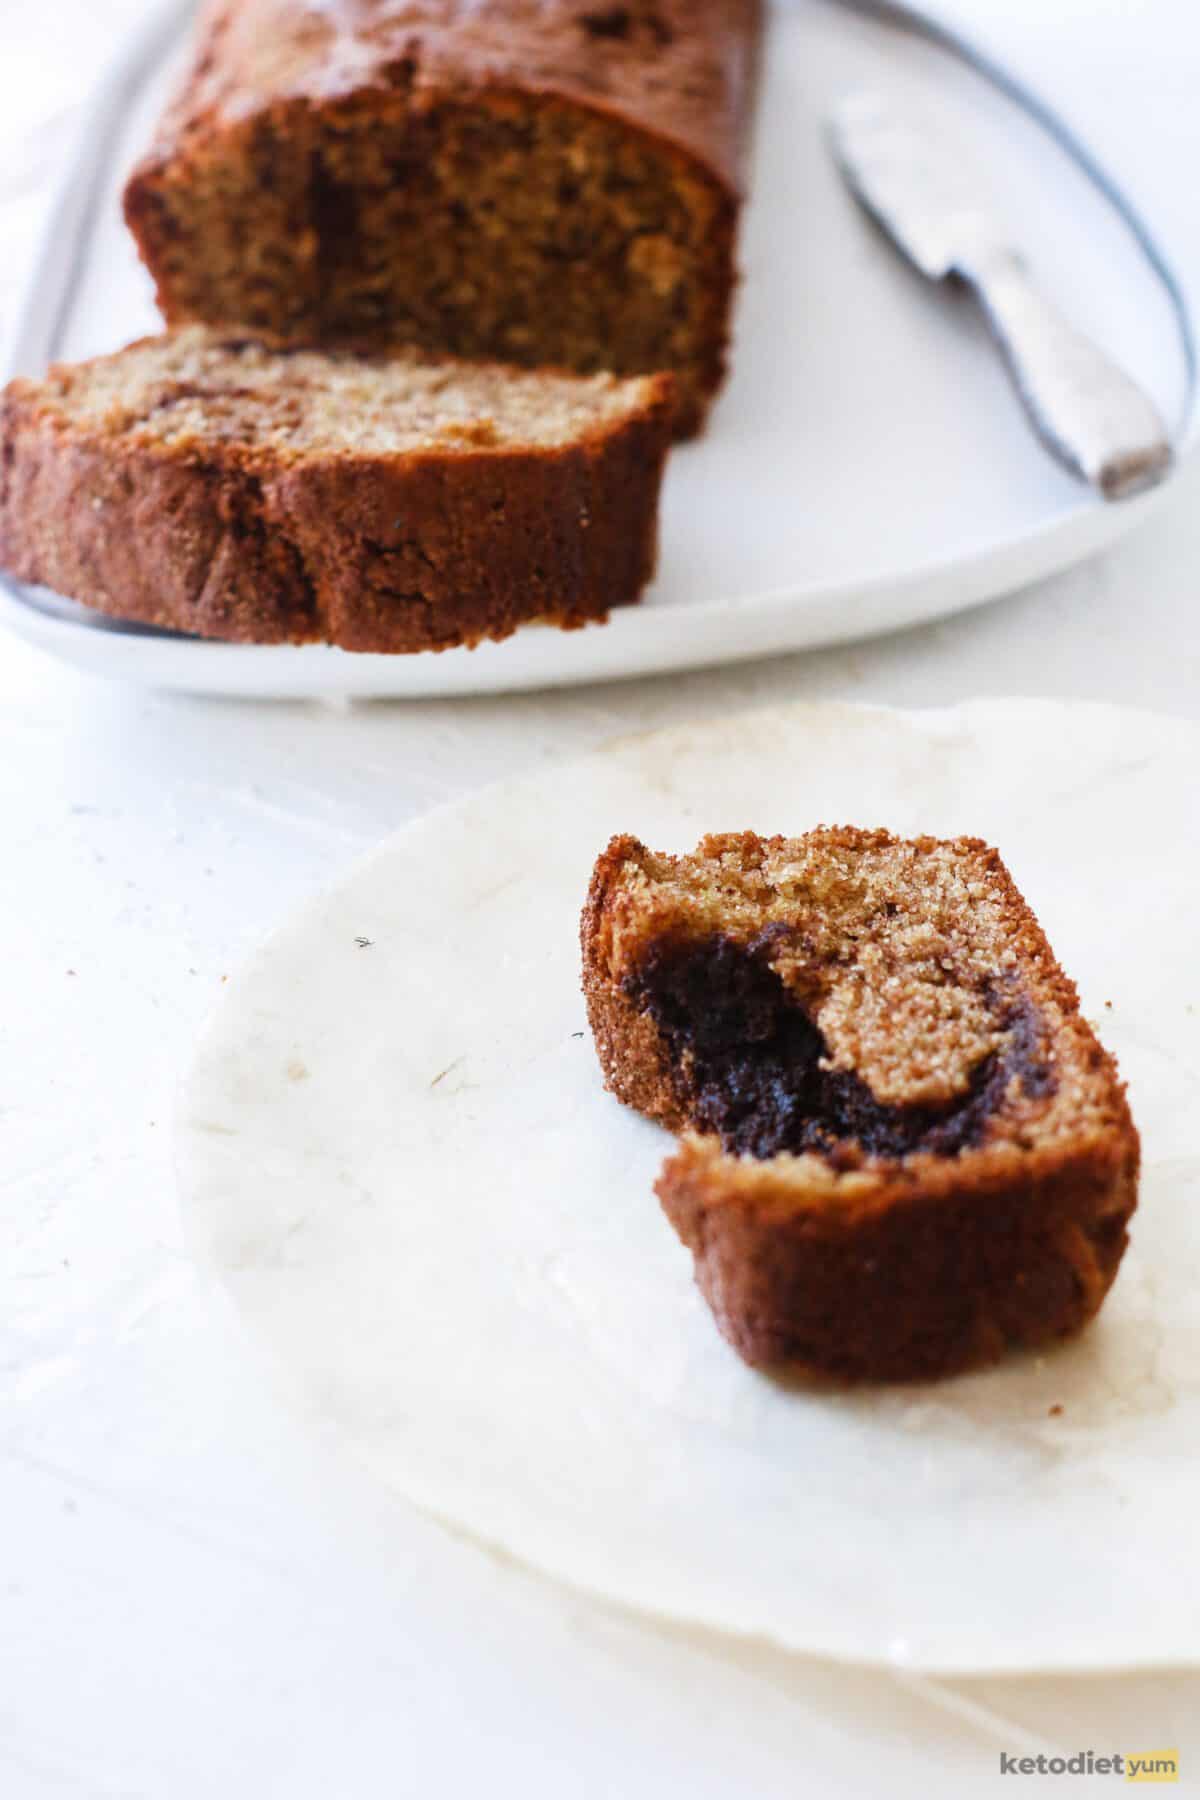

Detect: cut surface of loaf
[581, 828, 1140, 1381]
[0, 327, 673, 652]
[123, 0, 762, 436]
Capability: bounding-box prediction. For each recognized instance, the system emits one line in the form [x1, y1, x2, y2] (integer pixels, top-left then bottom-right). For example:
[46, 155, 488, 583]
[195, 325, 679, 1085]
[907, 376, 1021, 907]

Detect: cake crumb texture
[124, 0, 764, 436]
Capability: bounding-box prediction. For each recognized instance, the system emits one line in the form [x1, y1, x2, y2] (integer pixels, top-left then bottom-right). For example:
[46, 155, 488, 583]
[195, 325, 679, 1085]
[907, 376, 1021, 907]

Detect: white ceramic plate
[2, 0, 1197, 696]
[179, 699, 1200, 1673]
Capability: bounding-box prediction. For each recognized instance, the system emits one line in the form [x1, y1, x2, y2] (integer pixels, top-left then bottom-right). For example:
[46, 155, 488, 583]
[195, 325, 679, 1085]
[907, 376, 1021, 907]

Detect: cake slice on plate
[582, 828, 1139, 1381]
[0, 327, 673, 653]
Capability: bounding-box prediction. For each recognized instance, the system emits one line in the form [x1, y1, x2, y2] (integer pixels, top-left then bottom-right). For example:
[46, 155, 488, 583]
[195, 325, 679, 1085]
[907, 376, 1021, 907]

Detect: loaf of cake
[581, 828, 1140, 1381]
[0, 327, 673, 651]
[122, 0, 763, 437]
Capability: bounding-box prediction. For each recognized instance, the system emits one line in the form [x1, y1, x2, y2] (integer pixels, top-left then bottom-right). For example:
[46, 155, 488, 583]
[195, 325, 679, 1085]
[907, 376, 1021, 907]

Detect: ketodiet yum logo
[998, 1750, 1179, 1782]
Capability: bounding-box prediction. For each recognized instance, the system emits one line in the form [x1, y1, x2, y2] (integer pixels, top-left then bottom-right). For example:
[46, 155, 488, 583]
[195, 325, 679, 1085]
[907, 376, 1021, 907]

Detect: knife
[828, 92, 1174, 501]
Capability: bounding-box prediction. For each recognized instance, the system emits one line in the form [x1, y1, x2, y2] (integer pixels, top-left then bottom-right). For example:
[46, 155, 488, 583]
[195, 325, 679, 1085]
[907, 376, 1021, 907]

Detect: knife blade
[828, 93, 1174, 501]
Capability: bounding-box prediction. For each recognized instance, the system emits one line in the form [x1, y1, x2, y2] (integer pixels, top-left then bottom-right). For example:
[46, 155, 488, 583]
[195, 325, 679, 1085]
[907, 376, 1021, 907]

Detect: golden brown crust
[134, 0, 761, 193]
[581, 833, 691, 1125]
[581, 829, 1141, 1381]
[122, 0, 763, 435]
[656, 1130, 1137, 1380]
[0, 337, 673, 652]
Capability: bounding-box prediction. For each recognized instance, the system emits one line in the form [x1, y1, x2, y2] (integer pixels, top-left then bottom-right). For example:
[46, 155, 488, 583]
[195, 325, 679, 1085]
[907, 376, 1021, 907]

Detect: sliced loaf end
[0, 328, 674, 652]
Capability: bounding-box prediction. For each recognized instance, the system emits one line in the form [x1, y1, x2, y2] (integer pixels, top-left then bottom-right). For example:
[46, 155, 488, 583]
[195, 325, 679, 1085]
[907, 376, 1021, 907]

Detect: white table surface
[3, 6, 1199, 1794]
